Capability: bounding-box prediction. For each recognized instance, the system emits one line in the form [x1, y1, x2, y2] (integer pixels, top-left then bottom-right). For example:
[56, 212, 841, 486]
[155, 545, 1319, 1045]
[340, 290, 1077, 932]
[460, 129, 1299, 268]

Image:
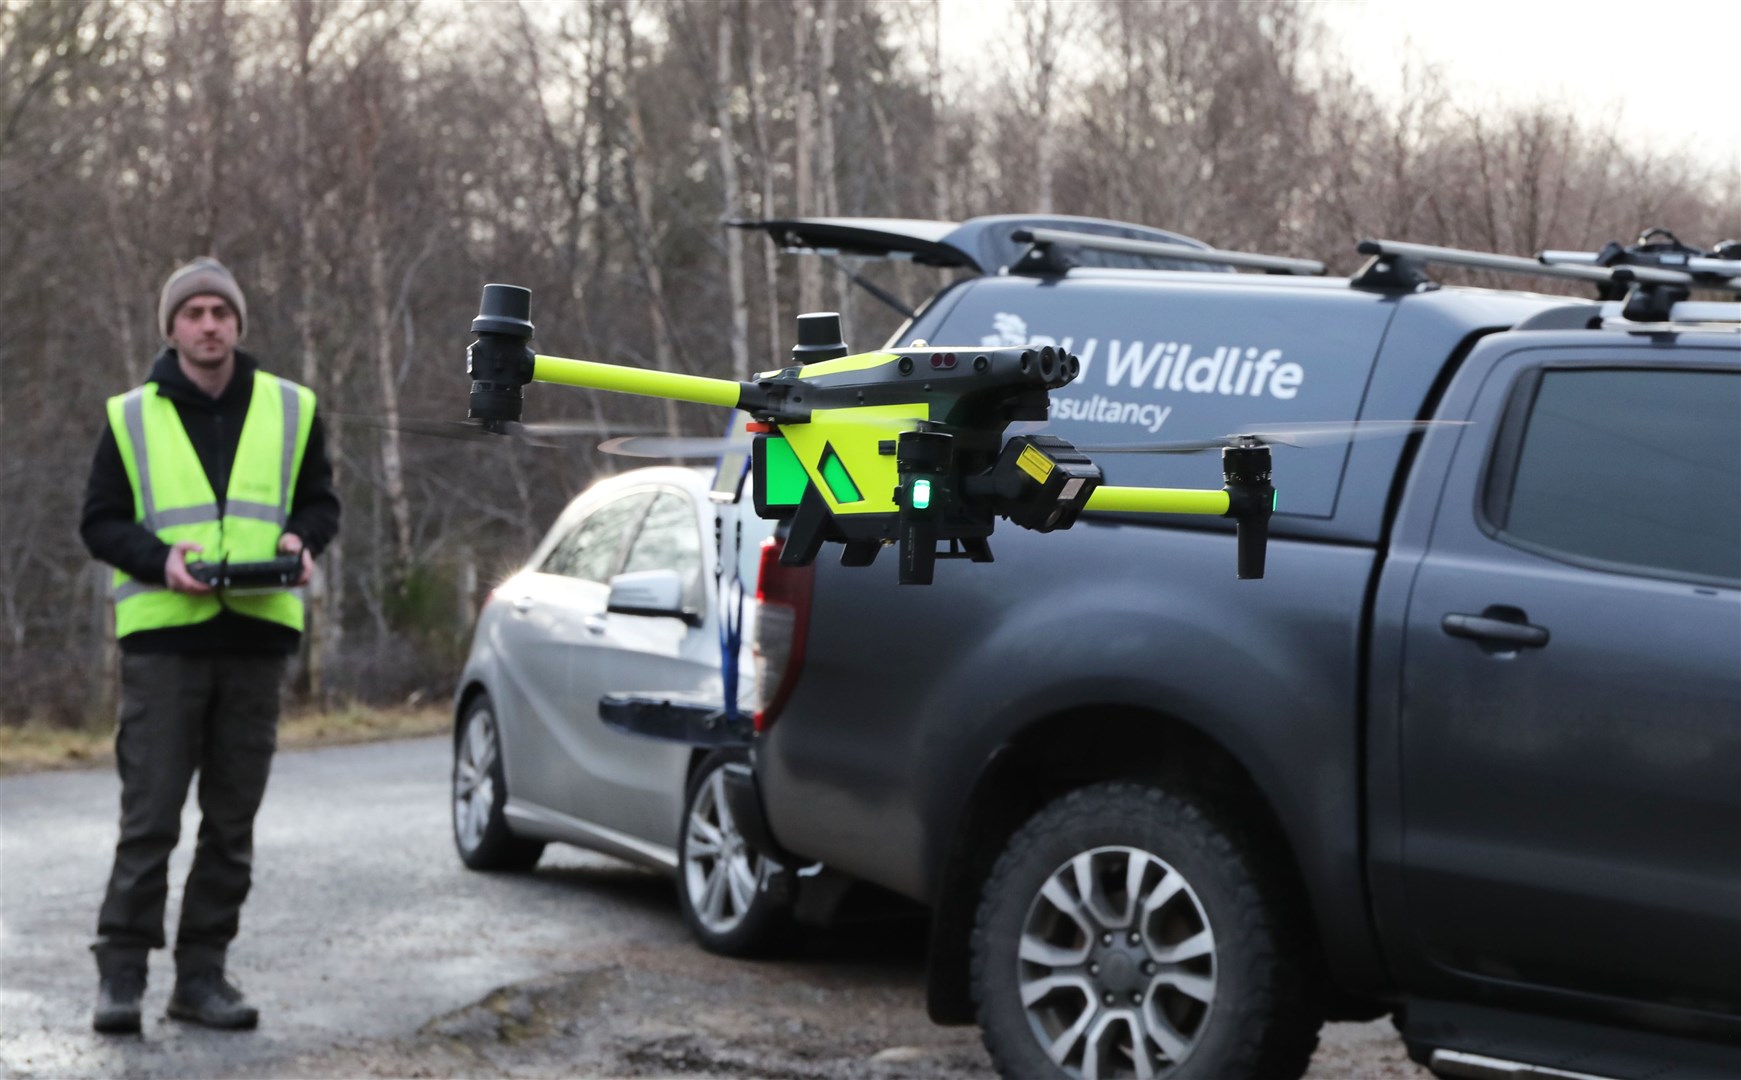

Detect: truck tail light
[752, 533, 813, 732]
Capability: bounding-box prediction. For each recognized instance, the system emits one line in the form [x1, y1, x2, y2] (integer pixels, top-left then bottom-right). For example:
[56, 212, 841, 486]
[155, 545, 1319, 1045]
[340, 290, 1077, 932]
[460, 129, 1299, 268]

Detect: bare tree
[715, 1, 751, 380]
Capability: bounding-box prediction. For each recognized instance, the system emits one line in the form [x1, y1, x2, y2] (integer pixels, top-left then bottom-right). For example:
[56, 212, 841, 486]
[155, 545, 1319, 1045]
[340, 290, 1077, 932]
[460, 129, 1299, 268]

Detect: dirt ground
[1, 735, 1428, 1080]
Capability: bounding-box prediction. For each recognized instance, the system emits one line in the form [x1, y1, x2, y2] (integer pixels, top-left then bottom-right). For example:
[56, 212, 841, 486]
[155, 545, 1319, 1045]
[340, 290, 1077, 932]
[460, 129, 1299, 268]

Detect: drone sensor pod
[984, 436, 1102, 532]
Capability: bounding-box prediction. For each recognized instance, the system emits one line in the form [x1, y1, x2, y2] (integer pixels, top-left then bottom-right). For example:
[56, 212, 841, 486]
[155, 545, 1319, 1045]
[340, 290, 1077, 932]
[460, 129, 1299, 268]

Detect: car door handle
[584, 614, 608, 635]
[1442, 610, 1549, 648]
[511, 596, 536, 613]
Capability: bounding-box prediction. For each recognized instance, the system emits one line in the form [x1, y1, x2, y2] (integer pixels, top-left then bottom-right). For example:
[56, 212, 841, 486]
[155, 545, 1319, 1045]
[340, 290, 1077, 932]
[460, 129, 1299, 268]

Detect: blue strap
[717, 512, 747, 725]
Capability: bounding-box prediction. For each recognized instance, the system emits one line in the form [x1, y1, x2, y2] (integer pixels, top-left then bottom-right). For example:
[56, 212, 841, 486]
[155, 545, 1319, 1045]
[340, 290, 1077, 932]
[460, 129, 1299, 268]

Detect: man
[80, 257, 339, 1034]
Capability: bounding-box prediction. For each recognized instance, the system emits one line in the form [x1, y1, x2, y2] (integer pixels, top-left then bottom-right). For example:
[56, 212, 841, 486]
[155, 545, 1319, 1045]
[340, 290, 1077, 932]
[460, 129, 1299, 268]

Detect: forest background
[2, 0, 1734, 724]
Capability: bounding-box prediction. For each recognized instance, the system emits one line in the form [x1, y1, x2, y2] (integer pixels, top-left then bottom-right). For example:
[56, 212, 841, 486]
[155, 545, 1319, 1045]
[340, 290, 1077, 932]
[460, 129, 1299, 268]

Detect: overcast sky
[937, 0, 1740, 176]
[1314, 0, 1739, 173]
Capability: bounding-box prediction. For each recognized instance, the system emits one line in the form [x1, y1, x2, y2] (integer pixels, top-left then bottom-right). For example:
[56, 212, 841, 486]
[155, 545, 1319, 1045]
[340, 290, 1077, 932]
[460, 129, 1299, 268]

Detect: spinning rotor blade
[1076, 419, 1468, 454]
[602, 411, 961, 459]
[1075, 436, 1234, 455]
[512, 419, 659, 438]
[336, 414, 497, 441]
[598, 436, 744, 459]
[336, 413, 654, 445]
[1243, 419, 1470, 447]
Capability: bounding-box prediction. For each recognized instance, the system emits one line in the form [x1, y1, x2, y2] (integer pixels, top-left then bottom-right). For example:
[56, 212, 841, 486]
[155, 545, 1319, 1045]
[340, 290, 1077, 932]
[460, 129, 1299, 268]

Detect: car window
[540, 492, 653, 583]
[621, 491, 705, 607]
[916, 277, 1392, 517]
[1497, 368, 1740, 583]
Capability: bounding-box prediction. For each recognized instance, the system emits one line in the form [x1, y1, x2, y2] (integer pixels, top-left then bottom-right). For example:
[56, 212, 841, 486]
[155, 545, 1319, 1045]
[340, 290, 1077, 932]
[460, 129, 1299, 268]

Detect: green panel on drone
[760, 436, 808, 507]
[819, 445, 863, 504]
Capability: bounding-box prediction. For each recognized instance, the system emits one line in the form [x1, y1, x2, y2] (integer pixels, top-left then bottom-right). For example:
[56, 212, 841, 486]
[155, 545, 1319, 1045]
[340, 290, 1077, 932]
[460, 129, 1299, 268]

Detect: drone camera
[985, 436, 1102, 533]
[468, 284, 538, 424]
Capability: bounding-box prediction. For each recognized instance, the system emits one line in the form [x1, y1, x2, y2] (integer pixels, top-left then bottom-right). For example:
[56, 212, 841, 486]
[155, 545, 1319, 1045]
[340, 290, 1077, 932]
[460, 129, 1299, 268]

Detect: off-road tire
[971, 782, 1322, 1079]
[452, 694, 545, 872]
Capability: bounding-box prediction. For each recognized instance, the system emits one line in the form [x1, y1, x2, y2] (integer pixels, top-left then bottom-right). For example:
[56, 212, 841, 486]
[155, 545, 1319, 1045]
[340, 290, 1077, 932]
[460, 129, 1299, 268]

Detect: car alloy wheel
[451, 694, 543, 871]
[1018, 846, 1216, 1076]
[453, 706, 499, 856]
[682, 763, 766, 936]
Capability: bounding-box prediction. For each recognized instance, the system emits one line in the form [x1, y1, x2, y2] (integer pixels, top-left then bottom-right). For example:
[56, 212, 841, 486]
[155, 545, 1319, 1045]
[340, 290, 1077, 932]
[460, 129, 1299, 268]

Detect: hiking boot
[92, 962, 146, 1034]
[167, 970, 258, 1030]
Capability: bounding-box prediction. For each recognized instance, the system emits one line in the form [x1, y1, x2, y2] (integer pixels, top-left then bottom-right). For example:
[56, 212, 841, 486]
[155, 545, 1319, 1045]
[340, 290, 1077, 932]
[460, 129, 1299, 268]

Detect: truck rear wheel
[971, 782, 1321, 1079]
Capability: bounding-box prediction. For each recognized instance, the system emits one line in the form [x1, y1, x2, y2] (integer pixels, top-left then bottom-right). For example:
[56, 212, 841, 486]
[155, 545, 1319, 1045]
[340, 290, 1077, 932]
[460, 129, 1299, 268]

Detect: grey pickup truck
[728, 220, 1741, 1080]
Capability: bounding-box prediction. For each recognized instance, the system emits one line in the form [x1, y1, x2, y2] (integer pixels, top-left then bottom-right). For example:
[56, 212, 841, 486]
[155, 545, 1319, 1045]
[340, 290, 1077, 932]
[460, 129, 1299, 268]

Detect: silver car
[449, 465, 788, 954]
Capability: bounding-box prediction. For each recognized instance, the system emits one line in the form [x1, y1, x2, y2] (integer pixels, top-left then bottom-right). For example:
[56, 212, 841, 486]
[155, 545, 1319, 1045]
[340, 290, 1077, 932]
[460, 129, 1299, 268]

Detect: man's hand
[164, 541, 212, 595]
[278, 533, 314, 586]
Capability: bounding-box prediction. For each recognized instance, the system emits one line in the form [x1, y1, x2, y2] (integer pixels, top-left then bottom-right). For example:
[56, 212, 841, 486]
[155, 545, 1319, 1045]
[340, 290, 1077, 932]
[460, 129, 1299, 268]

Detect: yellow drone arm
[533, 354, 746, 409]
[1085, 486, 1231, 516]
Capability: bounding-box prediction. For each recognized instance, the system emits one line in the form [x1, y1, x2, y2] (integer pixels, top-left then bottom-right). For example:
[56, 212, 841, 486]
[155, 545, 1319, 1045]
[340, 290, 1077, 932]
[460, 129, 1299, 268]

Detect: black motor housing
[468, 284, 537, 425]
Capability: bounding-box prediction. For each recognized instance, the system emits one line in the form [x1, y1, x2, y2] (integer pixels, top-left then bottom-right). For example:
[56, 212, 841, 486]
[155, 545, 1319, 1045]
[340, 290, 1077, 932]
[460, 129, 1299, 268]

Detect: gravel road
[0, 735, 1427, 1078]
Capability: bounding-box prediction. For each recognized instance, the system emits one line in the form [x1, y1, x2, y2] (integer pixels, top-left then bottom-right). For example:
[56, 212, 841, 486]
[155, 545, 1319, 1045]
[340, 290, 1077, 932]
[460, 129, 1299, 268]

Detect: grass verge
[0, 703, 450, 777]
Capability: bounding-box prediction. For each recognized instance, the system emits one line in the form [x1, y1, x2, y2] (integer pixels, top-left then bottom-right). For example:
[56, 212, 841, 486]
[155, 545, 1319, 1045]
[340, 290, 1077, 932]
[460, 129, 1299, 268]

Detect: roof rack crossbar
[1599, 300, 1741, 325]
[1012, 228, 1326, 276]
[1360, 239, 1741, 293]
[1539, 250, 1741, 280]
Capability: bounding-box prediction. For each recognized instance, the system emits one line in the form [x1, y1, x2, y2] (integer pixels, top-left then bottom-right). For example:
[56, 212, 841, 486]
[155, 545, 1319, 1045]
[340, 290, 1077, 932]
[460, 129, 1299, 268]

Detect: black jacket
[80, 349, 341, 655]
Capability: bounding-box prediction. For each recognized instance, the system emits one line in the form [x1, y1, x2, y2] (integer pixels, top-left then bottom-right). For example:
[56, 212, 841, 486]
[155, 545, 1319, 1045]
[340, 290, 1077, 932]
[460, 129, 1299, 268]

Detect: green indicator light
[1272, 490, 1279, 511]
[912, 478, 933, 509]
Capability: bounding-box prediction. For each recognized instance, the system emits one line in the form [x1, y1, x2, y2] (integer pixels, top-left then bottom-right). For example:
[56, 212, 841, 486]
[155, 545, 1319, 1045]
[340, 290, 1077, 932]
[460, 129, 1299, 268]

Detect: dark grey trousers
[94, 652, 286, 975]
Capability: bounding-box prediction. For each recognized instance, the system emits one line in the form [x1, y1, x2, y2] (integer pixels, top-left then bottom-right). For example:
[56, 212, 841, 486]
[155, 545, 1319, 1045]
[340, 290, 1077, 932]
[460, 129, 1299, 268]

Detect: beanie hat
[159, 257, 247, 341]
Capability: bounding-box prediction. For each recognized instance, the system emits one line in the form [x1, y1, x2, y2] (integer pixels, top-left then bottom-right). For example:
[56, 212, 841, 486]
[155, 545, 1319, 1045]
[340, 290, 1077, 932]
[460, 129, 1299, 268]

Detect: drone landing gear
[780, 486, 833, 568]
[839, 541, 880, 567]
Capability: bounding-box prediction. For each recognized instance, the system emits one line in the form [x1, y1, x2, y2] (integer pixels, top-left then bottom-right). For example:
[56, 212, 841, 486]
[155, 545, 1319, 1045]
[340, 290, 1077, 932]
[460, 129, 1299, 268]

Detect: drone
[461, 284, 1440, 585]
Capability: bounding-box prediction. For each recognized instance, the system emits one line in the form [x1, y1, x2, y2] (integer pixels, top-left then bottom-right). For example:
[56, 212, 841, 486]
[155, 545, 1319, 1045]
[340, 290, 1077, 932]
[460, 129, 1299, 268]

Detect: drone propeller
[600, 412, 974, 459]
[1074, 419, 1468, 454]
[336, 413, 654, 446]
[598, 435, 747, 459]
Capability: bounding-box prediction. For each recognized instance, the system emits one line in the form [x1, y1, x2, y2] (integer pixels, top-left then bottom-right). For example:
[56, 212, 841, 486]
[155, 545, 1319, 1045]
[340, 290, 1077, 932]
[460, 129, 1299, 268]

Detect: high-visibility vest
[106, 372, 317, 639]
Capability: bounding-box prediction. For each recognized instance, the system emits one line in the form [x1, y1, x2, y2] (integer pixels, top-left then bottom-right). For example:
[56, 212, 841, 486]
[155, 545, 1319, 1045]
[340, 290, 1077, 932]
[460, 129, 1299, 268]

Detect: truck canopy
[731, 215, 1227, 276]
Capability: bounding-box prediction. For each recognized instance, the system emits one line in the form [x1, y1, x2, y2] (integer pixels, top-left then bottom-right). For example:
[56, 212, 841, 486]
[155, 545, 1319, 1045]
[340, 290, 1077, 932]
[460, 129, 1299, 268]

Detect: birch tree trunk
[815, 0, 844, 330]
[195, 0, 232, 252]
[791, 0, 821, 315]
[746, 8, 782, 360]
[613, 7, 682, 435]
[1019, 0, 1065, 214]
[930, 0, 948, 221]
[358, 86, 413, 571]
[715, 1, 750, 381]
[292, 0, 332, 699]
[815, 0, 838, 222]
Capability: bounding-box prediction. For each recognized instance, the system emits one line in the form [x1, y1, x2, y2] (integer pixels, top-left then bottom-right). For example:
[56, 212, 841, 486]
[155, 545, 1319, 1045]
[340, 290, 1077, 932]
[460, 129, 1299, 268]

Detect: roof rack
[1599, 300, 1741, 327]
[1009, 227, 1325, 277]
[1355, 232, 1741, 322]
[1541, 227, 1741, 280]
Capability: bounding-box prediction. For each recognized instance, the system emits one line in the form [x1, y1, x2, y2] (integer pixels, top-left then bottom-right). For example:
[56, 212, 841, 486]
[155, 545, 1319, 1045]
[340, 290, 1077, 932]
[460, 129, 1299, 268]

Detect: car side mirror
[606, 569, 698, 625]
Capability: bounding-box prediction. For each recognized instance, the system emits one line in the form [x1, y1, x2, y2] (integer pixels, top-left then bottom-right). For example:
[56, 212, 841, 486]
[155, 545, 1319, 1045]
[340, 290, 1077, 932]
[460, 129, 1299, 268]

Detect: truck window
[1494, 368, 1740, 584]
[918, 277, 1393, 517]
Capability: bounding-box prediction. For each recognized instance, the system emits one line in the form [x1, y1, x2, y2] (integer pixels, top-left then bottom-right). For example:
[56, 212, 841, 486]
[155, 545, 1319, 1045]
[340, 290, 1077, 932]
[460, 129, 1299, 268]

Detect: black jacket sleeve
[284, 408, 340, 558]
[80, 424, 172, 584]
